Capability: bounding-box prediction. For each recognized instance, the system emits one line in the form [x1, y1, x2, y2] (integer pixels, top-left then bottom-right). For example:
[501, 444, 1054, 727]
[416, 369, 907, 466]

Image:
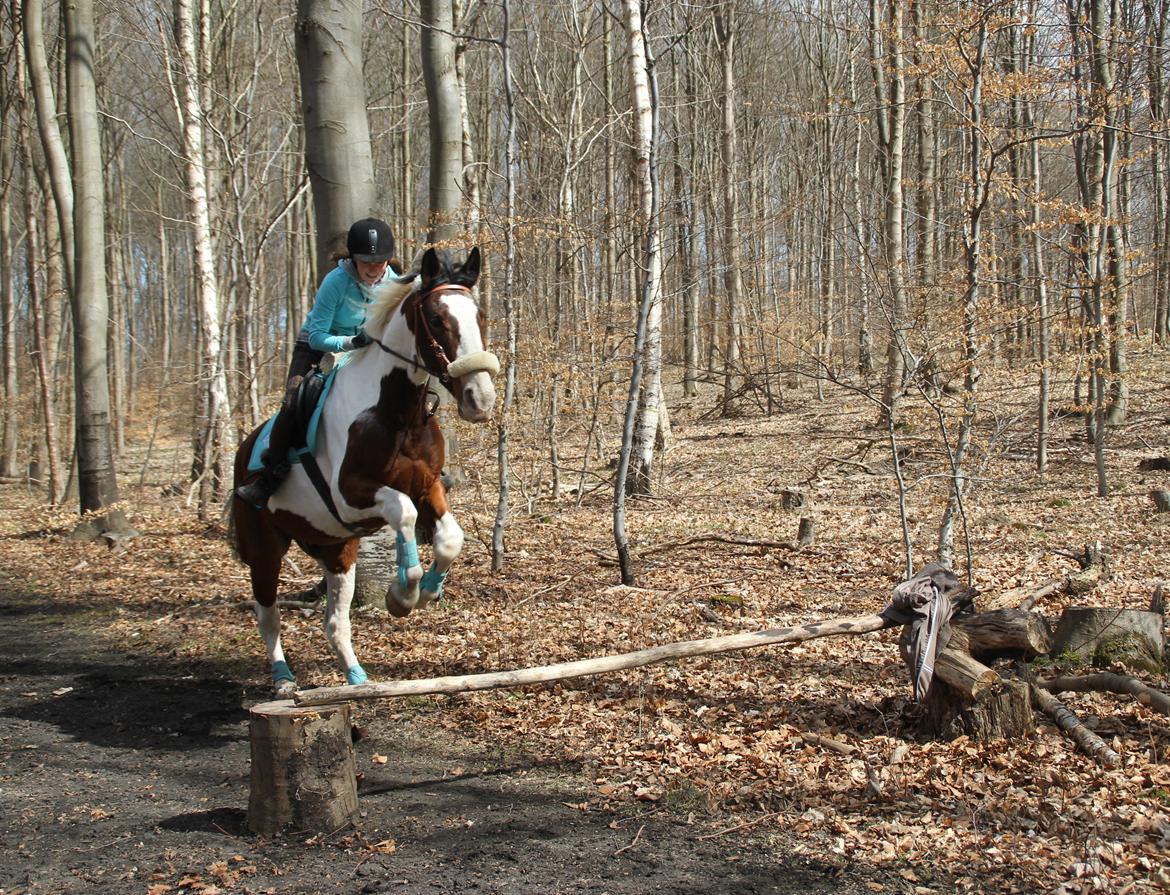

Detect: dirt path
[0, 586, 916, 895]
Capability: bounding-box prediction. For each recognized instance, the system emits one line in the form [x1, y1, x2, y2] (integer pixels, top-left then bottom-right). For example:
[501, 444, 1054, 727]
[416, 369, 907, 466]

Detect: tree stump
[248, 700, 359, 836]
[797, 517, 815, 546]
[1150, 490, 1170, 513]
[922, 675, 1033, 743]
[780, 488, 806, 510]
[917, 624, 1036, 742]
[353, 530, 394, 608]
[1051, 607, 1164, 672]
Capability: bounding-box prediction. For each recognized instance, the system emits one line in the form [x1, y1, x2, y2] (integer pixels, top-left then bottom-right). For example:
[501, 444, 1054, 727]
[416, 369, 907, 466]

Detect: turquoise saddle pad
[247, 367, 339, 472]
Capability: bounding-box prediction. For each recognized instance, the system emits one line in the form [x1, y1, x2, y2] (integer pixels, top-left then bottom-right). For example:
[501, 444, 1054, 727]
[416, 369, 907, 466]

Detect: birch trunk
[626, 0, 664, 496]
[614, 0, 663, 582]
[170, 0, 234, 513]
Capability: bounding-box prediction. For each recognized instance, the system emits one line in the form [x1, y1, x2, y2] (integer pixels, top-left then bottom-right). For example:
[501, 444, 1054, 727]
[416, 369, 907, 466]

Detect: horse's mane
[366, 275, 419, 334]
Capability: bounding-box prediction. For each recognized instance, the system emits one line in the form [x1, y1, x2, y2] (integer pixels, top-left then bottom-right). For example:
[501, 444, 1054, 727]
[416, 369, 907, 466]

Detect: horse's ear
[463, 247, 481, 284]
[420, 247, 440, 281]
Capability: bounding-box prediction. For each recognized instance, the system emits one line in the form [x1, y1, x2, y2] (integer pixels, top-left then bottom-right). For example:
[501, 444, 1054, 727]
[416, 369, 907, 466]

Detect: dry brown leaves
[2, 357, 1169, 893]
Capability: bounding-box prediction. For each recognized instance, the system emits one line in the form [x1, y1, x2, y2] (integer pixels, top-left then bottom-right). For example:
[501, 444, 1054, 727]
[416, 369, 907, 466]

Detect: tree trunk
[613, 0, 663, 582]
[420, 0, 464, 246]
[715, 4, 744, 417]
[14, 34, 63, 501]
[295, 0, 377, 274]
[0, 169, 18, 480]
[870, 0, 909, 425]
[64, 0, 133, 539]
[491, 0, 519, 572]
[23, 0, 74, 296]
[171, 0, 234, 514]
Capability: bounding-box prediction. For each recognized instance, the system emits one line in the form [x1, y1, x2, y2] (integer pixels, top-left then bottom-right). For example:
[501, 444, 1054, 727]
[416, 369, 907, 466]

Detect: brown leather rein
[369, 284, 496, 385]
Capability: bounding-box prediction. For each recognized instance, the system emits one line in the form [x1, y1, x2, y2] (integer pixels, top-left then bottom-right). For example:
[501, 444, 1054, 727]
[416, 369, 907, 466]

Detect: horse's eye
[429, 315, 444, 329]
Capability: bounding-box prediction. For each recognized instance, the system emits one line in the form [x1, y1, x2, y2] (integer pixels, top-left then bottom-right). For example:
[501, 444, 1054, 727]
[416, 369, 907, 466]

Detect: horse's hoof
[274, 679, 297, 699]
[385, 585, 419, 617]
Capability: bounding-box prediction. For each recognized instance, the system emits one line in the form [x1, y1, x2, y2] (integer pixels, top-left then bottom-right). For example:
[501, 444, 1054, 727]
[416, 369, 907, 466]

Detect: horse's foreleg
[255, 602, 296, 697]
[322, 566, 367, 685]
[372, 486, 423, 616]
[418, 511, 463, 609]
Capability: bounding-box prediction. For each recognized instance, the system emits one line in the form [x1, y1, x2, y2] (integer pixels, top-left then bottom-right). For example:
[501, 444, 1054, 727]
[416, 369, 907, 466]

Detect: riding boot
[235, 454, 291, 510]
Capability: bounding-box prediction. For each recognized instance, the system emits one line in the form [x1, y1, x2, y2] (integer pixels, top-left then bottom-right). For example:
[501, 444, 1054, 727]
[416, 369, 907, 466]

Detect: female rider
[236, 217, 410, 509]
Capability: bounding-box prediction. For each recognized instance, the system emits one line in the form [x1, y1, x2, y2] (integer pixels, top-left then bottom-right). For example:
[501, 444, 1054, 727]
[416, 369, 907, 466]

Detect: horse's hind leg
[234, 505, 296, 695]
[318, 541, 367, 685]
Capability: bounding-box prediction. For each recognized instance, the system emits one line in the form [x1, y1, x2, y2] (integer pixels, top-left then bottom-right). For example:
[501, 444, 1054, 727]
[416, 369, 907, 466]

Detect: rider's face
[355, 259, 388, 285]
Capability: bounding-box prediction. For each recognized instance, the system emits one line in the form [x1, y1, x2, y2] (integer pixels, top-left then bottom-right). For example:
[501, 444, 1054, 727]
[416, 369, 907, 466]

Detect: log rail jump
[247, 573, 1167, 835]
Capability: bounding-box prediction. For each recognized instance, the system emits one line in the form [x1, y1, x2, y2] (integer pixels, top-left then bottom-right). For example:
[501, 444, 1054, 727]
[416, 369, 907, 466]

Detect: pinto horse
[230, 247, 497, 696]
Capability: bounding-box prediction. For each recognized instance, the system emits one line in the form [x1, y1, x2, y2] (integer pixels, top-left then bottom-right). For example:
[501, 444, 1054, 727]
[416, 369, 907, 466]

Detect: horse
[229, 247, 498, 696]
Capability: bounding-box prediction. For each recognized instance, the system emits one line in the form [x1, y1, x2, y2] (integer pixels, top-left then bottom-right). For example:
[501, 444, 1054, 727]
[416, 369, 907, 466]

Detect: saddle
[247, 366, 338, 472]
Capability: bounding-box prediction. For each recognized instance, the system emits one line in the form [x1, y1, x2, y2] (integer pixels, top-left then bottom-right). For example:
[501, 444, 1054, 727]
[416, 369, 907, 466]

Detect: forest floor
[1, 356, 1169, 895]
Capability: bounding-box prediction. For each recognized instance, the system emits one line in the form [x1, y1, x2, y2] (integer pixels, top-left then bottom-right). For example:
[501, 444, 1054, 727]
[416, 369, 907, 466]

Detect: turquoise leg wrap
[396, 532, 420, 590]
[271, 660, 294, 684]
[420, 565, 448, 597]
[346, 664, 368, 686]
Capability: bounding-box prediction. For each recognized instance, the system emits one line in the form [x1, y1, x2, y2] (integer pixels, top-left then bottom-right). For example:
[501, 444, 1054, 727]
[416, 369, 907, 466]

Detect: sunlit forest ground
[2, 348, 1168, 894]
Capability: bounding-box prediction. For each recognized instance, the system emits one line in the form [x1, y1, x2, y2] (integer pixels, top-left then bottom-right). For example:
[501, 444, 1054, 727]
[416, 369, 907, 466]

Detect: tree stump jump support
[247, 700, 358, 836]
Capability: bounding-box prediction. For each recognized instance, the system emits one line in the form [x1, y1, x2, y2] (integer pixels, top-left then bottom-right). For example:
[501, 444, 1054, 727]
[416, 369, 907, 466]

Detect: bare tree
[714, 2, 744, 417]
[64, 0, 133, 539]
[296, 0, 378, 270]
[420, 0, 464, 245]
[614, 0, 663, 583]
[167, 0, 234, 513]
[870, 0, 910, 425]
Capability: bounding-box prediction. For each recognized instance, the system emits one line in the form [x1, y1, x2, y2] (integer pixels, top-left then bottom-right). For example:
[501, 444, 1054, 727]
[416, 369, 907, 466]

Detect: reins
[368, 284, 474, 385]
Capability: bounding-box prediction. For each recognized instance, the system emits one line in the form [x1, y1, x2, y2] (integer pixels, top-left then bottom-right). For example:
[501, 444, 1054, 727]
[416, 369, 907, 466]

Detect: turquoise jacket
[298, 261, 406, 352]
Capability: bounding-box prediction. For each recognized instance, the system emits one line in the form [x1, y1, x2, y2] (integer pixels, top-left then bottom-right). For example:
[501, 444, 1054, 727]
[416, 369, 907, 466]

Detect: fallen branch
[294, 612, 900, 706]
[637, 533, 796, 560]
[1039, 672, 1170, 716]
[983, 579, 1060, 612]
[800, 732, 856, 755]
[1030, 684, 1121, 767]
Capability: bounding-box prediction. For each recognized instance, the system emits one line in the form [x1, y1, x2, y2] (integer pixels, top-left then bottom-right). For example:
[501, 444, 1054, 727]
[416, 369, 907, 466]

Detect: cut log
[1050, 607, 1164, 672]
[1063, 542, 1109, 595]
[247, 700, 359, 836]
[982, 579, 1060, 612]
[1138, 456, 1170, 471]
[951, 609, 1053, 661]
[933, 645, 1000, 701]
[780, 488, 807, 510]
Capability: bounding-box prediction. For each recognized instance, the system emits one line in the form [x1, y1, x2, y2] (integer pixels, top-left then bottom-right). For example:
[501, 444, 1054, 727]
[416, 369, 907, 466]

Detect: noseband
[371, 284, 500, 384]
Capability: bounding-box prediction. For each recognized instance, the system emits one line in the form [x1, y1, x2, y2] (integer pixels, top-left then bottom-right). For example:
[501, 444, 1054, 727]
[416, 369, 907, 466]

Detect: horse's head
[408, 247, 498, 422]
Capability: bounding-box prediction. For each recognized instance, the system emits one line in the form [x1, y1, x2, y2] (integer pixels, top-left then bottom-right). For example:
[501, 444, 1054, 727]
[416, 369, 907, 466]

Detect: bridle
[369, 283, 499, 386]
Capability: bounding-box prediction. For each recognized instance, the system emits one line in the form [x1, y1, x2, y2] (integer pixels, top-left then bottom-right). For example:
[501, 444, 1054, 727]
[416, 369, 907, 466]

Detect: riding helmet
[347, 218, 395, 263]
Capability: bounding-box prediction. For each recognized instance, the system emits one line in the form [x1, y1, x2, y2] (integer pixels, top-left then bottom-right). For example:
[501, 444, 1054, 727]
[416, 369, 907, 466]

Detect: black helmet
[347, 218, 395, 263]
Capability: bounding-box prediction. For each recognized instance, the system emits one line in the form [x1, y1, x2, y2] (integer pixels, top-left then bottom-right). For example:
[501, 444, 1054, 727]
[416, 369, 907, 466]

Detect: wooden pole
[294, 612, 899, 706]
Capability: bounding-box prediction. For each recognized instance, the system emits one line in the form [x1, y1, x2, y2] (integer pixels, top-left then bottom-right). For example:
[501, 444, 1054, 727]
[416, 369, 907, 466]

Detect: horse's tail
[222, 492, 242, 561]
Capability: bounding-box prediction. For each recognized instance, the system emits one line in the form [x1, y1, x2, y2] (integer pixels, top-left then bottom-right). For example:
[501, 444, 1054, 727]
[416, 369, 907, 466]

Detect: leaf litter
[1, 362, 1169, 893]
